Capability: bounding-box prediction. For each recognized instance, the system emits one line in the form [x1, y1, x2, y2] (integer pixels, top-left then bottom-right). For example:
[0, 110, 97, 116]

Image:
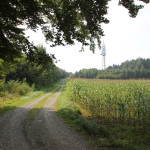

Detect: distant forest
[72, 58, 150, 79]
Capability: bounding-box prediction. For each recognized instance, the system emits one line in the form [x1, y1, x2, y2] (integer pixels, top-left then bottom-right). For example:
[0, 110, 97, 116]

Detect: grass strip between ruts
[28, 82, 63, 124]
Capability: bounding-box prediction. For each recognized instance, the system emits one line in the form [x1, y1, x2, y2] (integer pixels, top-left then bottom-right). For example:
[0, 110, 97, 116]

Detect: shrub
[0, 80, 7, 97]
[7, 78, 34, 96]
[0, 80, 6, 92]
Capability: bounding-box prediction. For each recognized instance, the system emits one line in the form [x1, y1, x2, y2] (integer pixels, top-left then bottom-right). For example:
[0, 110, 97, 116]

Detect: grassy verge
[0, 81, 61, 116]
[56, 85, 110, 149]
[56, 83, 150, 150]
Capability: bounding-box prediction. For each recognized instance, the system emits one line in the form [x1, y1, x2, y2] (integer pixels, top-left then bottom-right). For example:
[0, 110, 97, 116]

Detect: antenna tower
[101, 42, 106, 70]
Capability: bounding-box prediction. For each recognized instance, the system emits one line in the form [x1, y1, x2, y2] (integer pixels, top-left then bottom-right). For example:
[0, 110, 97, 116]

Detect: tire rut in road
[24, 88, 95, 150]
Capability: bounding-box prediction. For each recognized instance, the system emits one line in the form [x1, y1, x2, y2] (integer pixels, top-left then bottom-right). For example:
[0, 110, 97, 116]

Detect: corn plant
[66, 79, 150, 129]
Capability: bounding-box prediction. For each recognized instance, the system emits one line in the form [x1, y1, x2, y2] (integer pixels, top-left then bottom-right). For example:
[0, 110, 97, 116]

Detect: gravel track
[0, 83, 95, 150]
[0, 86, 59, 150]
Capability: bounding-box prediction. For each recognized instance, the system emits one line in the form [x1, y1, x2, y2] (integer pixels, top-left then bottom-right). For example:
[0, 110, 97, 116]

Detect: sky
[25, 1, 150, 73]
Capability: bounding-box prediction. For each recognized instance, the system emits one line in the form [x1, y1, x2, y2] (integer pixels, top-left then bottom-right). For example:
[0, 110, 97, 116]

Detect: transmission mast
[101, 42, 106, 70]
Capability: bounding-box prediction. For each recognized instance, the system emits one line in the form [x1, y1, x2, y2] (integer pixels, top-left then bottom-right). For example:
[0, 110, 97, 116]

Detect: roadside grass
[0, 81, 61, 116]
[56, 84, 150, 150]
[56, 86, 110, 140]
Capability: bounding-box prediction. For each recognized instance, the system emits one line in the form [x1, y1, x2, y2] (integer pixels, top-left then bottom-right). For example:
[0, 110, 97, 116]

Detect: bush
[7, 78, 34, 95]
[0, 80, 7, 97]
[0, 80, 6, 92]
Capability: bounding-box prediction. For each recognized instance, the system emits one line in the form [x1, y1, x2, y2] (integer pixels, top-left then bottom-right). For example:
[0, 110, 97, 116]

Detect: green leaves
[0, 0, 149, 61]
[3, 45, 70, 88]
[118, 0, 144, 18]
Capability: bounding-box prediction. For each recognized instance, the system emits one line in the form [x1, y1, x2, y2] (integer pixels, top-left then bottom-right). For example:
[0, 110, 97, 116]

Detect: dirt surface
[0, 84, 94, 150]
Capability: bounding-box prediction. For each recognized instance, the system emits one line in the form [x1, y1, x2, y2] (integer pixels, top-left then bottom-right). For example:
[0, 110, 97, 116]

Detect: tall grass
[66, 79, 150, 130]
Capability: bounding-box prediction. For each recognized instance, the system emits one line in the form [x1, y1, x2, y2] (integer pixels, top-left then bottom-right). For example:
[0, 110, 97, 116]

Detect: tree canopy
[0, 0, 149, 61]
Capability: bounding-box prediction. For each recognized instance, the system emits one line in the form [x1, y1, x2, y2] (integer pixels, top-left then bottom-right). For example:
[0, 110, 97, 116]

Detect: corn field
[66, 79, 150, 129]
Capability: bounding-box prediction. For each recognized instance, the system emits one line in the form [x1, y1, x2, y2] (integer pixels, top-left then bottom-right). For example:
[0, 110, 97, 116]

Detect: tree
[0, 0, 149, 61]
[29, 45, 56, 68]
[5, 45, 69, 87]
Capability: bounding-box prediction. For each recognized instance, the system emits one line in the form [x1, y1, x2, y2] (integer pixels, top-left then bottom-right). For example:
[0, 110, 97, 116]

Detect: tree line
[0, 45, 70, 89]
[72, 58, 150, 79]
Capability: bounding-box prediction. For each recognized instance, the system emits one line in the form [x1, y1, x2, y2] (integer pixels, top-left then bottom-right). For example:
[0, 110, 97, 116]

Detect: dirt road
[0, 83, 94, 150]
